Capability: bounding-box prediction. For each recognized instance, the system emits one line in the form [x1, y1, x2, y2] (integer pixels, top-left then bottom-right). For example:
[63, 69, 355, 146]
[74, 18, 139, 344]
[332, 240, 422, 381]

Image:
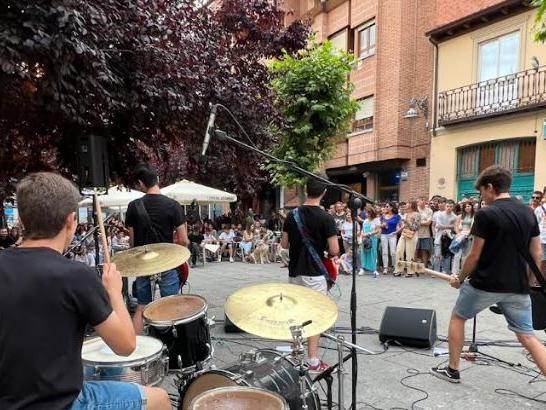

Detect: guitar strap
[292, 207, 331, 282]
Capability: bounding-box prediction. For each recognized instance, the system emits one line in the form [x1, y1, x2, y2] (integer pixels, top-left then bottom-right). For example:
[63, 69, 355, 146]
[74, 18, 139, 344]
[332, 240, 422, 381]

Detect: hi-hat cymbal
[224, 283, 338, 340]
[112, 243, 190, 277]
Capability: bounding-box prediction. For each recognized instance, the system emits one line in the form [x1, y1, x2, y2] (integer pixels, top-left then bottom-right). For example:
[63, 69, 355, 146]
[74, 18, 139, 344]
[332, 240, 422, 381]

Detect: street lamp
[403, 97, 428, 119]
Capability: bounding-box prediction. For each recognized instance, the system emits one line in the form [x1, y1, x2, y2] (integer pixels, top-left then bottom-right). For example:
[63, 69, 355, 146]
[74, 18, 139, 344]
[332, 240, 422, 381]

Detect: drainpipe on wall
[429, 37, 439, 137]
[430, 37, 439, 137]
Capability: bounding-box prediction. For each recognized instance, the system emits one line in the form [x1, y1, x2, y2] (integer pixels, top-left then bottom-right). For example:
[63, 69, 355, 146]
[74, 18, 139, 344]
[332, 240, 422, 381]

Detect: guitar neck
[423, 268, 452, 281]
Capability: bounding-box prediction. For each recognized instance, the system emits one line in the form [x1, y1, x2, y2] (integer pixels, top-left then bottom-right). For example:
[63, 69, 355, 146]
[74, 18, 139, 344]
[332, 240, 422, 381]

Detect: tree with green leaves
[268, 40, 358, 197]
[532, 0, 546, 42]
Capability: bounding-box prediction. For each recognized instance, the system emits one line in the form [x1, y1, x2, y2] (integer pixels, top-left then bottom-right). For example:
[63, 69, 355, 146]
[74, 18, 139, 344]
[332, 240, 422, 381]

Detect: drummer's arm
[94, 264, 136, 356]
[175, 224, 189, 247]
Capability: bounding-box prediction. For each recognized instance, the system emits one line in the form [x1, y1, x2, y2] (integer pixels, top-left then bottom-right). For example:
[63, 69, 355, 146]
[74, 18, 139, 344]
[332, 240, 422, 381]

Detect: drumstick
[94, 195, 111, 265]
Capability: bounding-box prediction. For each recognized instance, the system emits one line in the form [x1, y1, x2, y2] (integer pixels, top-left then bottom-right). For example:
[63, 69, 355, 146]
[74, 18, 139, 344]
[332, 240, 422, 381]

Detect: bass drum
[180, 349, 319, 410]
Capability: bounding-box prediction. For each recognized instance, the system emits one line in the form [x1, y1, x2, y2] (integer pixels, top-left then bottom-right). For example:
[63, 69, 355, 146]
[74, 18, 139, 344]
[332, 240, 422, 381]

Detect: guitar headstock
[396, 260, 426, 273]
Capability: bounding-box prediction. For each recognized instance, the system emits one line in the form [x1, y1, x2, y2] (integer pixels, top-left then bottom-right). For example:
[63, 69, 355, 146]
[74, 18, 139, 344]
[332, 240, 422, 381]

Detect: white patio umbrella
[79, 185, 144, 208]
[161, 179, 237, 205]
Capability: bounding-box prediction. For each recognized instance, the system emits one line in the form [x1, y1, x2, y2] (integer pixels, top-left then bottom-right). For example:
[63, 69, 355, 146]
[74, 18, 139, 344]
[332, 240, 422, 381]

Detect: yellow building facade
[429, 5, 546, 200]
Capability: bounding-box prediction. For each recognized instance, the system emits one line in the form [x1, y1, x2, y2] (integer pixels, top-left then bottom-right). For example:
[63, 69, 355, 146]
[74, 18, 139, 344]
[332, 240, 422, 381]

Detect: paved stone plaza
[161, 261, 546, 409]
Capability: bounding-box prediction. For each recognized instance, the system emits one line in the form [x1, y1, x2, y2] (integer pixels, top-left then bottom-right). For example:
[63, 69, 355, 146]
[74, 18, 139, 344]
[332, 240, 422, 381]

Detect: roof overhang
[427, 0, 534, 43]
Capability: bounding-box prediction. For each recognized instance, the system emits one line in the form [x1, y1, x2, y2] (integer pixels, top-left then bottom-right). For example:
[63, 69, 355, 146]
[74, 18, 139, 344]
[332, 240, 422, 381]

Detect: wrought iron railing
[438, 65, 546, 125]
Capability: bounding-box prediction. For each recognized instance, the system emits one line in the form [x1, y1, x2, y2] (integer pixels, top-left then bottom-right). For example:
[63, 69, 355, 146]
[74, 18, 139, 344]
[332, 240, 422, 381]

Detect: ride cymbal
[224, 283, 338, 340]
[112, 243, 190, 277]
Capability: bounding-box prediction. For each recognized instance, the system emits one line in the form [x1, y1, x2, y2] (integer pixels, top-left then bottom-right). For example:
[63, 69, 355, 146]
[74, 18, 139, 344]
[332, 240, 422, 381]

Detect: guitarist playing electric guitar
[430, 165, 546, 384]
[281, 174, 339, 373]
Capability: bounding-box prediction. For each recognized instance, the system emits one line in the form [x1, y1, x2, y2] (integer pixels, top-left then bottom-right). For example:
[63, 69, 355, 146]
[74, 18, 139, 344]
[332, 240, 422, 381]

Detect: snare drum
[189, 386, 288, 410]
[82, 336, 167, 386]
[180, 349, 319, 410]
[144, 294, 212, 371]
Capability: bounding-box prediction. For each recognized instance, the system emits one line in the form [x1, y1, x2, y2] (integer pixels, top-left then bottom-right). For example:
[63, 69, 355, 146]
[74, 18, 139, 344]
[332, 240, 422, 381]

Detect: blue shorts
[71, 381, 145, 409]
[454, 281, 534, 334]
[416, 237, 433, 251]
[135, 268, 179, 305]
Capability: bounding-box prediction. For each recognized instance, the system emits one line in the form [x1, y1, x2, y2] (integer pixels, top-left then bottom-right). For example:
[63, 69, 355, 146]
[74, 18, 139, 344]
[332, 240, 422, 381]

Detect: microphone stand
[212, 120, 373, 410]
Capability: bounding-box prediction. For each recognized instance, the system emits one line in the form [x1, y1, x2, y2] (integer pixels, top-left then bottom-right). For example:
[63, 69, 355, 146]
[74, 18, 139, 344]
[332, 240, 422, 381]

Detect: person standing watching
[281, 175, 339, 372]
[415, 197, 433, 268]
[530, 190, 543, 211]
[126, 164, 188, 333]
[432, 199, 457, 273]
[431, 166, 546, 383]
[535, 196, 546, 275]
[379, 202, 401, 275]
[0, 172, 170, 409]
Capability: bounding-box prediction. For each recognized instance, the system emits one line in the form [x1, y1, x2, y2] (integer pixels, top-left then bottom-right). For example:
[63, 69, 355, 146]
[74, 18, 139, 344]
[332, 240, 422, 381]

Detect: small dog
[248, 241, 270, 264]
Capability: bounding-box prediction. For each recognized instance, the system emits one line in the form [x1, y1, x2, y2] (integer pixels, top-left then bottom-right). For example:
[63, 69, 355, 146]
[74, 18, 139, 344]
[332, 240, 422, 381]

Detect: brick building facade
[282, 0, 437, 205]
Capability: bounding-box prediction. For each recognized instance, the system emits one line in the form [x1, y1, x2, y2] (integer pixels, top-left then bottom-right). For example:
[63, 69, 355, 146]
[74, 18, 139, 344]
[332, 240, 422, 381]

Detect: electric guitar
[396, 260, 452, 281]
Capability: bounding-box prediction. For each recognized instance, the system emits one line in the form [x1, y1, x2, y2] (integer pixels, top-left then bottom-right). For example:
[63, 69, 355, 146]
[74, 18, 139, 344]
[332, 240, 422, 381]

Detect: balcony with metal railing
[438, 65, 546, 126]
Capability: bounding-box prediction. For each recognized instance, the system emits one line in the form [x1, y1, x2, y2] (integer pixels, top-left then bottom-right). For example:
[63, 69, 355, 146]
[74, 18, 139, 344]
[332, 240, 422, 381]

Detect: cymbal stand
[290, 321, 313, 410]
[150, 273, 161, 302]
[321, 332, 376, 410]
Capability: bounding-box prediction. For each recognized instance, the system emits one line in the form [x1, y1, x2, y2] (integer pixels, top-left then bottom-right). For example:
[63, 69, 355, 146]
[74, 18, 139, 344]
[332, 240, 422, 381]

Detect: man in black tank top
[431, 166, 546, 384]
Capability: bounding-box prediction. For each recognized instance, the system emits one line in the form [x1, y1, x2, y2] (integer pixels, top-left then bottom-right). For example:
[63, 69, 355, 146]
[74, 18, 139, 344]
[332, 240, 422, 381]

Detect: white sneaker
[229, 257, 234, 263]
[373, 271, 380, 278]
[358, 269, 364, 276]
[217, 255, 222, 262]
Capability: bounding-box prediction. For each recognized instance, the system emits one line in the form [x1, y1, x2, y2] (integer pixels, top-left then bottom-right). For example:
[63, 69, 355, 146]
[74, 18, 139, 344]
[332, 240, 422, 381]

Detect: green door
[457, 139, 535, 201]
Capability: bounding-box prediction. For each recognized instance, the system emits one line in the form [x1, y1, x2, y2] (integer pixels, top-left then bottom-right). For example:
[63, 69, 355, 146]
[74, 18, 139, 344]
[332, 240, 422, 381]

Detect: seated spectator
[240, 224, 255, 257]
[73, 246, 95, 267]
[0, 228, 15, 249]
[218, 224, 235, 263]
[203, 226, 219, 261]
[337, 247, 353, 275]
[188, 224, 204, 268]
[111, 229, 130, 253]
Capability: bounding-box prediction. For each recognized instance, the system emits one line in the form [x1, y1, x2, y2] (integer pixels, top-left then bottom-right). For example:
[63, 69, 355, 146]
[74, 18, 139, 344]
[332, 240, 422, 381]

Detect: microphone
[201, 104, 217, 158]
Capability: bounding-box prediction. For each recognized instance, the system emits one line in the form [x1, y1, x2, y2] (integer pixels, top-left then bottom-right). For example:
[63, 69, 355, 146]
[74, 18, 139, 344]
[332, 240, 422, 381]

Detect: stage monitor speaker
[77, 135, 110, 190]
[379, 306, 437, 348]
[224, 313, 244, 333]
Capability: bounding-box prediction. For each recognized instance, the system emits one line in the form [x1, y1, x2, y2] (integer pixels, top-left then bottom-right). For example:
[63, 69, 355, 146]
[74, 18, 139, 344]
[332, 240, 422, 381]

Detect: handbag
[292, 207, 337, 286]
[361, 235, 372, 250]
[402, 228, 416, 239]
[491, 205, 546, 330]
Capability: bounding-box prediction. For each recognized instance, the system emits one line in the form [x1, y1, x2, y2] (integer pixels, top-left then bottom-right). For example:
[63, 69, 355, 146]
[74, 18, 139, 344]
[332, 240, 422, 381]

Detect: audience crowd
[1, 191, 545, 282]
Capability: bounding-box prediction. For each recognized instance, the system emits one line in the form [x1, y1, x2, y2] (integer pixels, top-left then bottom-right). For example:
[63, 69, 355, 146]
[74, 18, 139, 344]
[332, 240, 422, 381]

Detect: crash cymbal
[224, 283, 338, 340]
[112, 243, 190, 277]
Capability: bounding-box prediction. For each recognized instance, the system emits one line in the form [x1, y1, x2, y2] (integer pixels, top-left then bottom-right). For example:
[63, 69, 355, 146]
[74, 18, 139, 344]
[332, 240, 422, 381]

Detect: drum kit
[81, 242, 369, 409]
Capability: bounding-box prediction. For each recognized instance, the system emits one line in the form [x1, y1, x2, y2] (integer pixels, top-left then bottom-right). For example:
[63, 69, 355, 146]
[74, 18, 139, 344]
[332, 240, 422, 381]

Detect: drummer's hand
[449, 274, 460, 289]
[102, 263, 122, 295]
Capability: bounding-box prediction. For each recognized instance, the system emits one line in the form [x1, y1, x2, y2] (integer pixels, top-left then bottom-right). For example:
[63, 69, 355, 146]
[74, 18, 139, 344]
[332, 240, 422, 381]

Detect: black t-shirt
[189, 232, 204, 244]
[469, 198, 540, 294]
[125, 194, 186, 246]
[0, 247, 112, 409]
[0, 236, 15, 249]
[283, 205, 337, 277]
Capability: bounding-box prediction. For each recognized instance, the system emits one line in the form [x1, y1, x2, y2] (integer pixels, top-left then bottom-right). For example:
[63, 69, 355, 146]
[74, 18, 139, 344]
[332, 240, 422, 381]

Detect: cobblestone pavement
[156, 261, 545, 409]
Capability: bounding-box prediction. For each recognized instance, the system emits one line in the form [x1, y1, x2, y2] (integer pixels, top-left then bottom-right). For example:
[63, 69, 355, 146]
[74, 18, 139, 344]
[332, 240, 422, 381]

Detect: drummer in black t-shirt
[0, 172, 170, 409]
[431, 166, 546, 384]
[125, 164, 189, 333]
[281, 175, 339, 372]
